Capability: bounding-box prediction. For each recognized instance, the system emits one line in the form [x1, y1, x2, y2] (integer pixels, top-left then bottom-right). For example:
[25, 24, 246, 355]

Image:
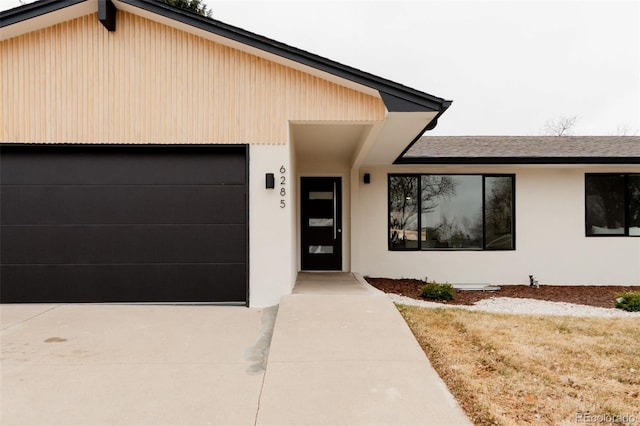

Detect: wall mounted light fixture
[265, 173, 275, 189]
[363, 173, 371, 184]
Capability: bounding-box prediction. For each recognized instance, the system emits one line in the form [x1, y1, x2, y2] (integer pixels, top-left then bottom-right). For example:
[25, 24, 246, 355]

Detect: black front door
[301, 177, 342, 270]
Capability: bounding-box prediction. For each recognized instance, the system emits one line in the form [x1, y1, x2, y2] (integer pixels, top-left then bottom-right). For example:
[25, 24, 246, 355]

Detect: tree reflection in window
[586, 174, 640, 236]
[586, 175, 625, 234]
[389, 174, 515, 250]
[485, 176, 514, 249]
[389, 176, 418, 248]
[628, 175, 640, 236]
[421, 175, 481, 249]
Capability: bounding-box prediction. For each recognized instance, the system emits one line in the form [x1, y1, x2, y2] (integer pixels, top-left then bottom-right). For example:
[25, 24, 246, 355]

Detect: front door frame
[300, 176, 343, 271]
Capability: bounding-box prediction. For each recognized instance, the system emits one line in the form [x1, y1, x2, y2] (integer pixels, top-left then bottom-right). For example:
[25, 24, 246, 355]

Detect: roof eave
[395, 156, 640, 165]
[0, 0, 85, 26]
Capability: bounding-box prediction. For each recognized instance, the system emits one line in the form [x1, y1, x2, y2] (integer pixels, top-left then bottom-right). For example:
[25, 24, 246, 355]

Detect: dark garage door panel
[1, 145, 246, 185]
[2, 225, 246, 264]
[0, 144, 248, 304]
[1, 264, 246, 303]
[1, 186, 246, 225]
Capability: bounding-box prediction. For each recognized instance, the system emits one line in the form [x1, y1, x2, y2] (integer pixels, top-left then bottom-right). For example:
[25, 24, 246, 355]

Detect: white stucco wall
[249, 148, 354, 306]
[249, 144, 297, 307]
[352, 165, 640, 286]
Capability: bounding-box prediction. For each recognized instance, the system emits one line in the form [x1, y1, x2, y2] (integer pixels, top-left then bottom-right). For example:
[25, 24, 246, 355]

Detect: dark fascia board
[394, 156, 640, 165]
[0, 0, 86, 26]
[380, 91, 451, 113]
[1, 0, 452, 113]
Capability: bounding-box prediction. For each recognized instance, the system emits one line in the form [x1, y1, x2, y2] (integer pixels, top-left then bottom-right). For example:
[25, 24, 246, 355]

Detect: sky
[2, 0, 638, 136]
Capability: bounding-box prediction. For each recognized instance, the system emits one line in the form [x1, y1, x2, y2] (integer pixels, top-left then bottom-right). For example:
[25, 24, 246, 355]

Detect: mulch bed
[365, 277, 639, 309]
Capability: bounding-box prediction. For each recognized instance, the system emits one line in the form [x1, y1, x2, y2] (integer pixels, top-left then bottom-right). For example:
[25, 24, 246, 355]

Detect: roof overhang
[0, 0, 96, 39]
[357, 111, 440, 167]
[291, 111, 444, 169]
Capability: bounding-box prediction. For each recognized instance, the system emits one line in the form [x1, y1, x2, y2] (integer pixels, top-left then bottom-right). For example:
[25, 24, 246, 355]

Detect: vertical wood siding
[1, 12, 385, 144]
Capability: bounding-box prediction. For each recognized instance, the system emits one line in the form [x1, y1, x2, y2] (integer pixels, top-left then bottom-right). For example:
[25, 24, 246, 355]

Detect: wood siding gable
[1, 11, 386, 144]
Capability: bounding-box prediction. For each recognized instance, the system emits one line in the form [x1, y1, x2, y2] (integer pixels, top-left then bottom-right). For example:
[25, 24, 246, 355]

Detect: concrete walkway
[1, 274, 471, 426]
[255, 272, 471, 426]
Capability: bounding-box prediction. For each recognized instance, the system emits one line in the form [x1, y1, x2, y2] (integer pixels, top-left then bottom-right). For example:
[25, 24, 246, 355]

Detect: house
[1, 1, 638, 307]
[0, 0, 450, 306]
[372, 136, 640, 287]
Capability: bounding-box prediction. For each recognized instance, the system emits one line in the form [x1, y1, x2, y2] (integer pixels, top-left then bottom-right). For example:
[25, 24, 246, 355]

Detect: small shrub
[422, 281, 455, 301]
[615, 292, 640, 312]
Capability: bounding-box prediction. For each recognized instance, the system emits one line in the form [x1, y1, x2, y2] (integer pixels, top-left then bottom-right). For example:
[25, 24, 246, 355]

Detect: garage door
[0, 144, 248, 304]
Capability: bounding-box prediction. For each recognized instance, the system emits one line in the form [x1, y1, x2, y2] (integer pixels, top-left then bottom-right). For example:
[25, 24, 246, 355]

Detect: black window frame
[584, 173, 639, 237]
[388, 173, 516, 251]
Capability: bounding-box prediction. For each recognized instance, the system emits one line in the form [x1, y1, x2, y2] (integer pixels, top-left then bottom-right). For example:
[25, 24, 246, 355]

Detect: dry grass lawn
[398, 306, 640, 425]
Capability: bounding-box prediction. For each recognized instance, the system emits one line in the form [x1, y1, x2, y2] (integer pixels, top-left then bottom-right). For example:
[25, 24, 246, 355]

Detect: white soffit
[361, 111, 437, 166]
[291, 123, 373, 163]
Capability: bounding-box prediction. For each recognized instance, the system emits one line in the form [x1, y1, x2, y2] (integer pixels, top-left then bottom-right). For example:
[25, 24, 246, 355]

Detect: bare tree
[485, 177, 513, 245]
[389, 177, 418, 247]
[615, 124, 637, 136]
[420, 175, 456, 213]
[389, 175, 457, 247]
[543, 116, 578, 136]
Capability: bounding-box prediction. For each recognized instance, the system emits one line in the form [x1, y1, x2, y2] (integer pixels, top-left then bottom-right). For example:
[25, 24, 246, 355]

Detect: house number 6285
[279, 165, 286, 208]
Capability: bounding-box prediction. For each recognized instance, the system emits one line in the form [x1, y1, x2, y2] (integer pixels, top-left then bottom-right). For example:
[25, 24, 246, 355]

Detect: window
[389, 174, 515, 250]
[389, 176, 419, 249]
[585, 174, 640, 236]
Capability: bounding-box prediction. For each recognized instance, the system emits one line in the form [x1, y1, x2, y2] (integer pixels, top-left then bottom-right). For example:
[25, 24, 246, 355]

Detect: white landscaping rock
[388, 294, 640, 318]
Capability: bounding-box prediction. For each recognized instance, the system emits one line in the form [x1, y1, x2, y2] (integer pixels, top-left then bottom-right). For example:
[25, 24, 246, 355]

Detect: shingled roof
[398, 136, 640, 164]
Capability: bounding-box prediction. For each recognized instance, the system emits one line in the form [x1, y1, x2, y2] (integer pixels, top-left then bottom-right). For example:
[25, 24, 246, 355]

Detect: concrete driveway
[2, 275, 471, 426]
[1, 304, 275, 426]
